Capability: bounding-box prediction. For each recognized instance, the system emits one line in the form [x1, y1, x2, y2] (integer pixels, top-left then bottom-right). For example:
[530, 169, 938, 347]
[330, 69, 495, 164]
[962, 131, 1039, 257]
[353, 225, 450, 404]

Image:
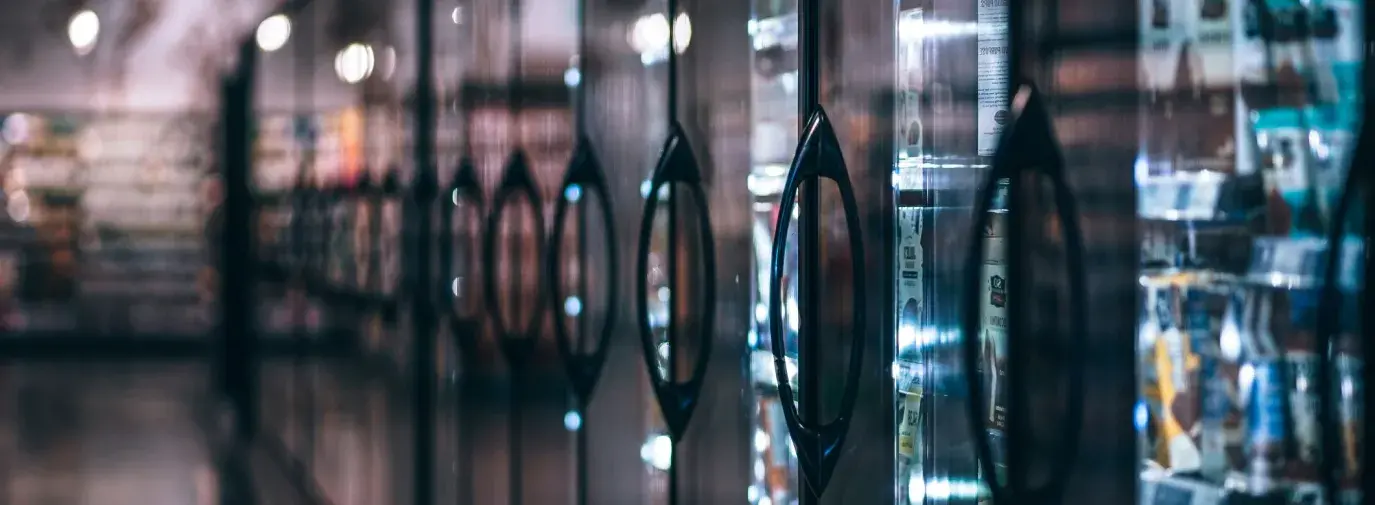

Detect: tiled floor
[0, 364, 211, 505]
[0, 362, 408, 505]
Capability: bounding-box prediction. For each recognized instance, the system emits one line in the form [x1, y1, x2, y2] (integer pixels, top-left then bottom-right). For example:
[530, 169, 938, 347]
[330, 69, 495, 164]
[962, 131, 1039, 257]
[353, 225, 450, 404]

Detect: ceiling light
[256, 14, 292, 52]
[68, 10, 100, 55]
[334, 43, 375, 84]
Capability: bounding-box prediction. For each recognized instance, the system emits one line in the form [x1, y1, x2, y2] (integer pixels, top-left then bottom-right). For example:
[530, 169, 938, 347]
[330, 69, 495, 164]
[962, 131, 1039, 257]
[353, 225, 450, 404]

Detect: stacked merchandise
[253, 107, 408, 351]
[1137, 0, 1364, 503]
[0, 112, 214, 335]
[255, 112, 326, 335]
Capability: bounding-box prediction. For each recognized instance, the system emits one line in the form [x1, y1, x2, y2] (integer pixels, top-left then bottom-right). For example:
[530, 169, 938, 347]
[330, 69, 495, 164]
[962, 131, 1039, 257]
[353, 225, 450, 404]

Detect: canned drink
[897, 388, 922, 460]
[897, 390, 923, 505]
[980, 211, 1008, 479]
[1287, 350, 1321, 468]
[1334, 353, 1362, 480]
[1191, 285, 1230, 480]
[1245, 358, 1286, 494]
[1153, 281, 1200, 471]
[981, 212, 1007, 406]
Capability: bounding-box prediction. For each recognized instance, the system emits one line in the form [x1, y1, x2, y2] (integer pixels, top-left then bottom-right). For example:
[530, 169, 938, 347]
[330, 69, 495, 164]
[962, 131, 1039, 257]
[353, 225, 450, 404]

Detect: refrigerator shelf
[1137, 172, 1265, 224]
[1245, 236, 1364, 292]
[1140, 473, 1360, 505]
[1140, 473, 1235, 505]
[1137, 235, 1364, 292]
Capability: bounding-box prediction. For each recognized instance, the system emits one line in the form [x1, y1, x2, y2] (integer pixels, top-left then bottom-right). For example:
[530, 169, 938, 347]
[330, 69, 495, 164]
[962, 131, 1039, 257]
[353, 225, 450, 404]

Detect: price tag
[1143, 476, 1226, 505]
[1172, 180, 1194, 214]
[1185, 178, 1222, 219]
[1271, 239, 1308, 278]
[1154, 180, 1181, 218]
[1138, 180, 1171, 217]
[1152, 482, 1194, 505]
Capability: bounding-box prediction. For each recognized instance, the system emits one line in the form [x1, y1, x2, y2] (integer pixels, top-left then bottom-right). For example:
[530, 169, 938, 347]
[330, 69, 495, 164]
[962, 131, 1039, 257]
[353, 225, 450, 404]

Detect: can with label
[1286, 349, 1321, 471]
[898, 391, 922, 459]
[980, 210, 1008, 480]
[897, 207, 924, 362]
[1153, 281, 1201, 471]
[1334, 351, 1362, 482]
[1189, 286, 1231, 481]
[1245, 358, 1287, 494]
[897, 388, 923, 504]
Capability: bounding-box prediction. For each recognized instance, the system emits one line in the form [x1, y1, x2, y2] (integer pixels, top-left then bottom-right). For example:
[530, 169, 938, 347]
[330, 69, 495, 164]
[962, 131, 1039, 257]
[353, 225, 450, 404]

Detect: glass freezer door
[748, 0, 803, 503]
[1136, 0, 1368, 503]
[892, 0, 1011, 503]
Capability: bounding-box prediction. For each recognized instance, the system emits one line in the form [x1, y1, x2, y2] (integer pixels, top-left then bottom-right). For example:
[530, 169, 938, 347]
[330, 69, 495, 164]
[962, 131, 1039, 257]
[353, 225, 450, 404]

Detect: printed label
[1247, 360, 1287, 447]
[1141, 0, 1183, 89]
[1286, 351, 1321, 465]
[982, 213, 1008, 430]
[1189, 288, 1230, 454]
[977, 0, 1009, 156]
[1309, 0, 1363, 103]
[1306, 106, 1357, 228]
[1254, 109, 1313, 235]
[898, 391, 922, 459]
[897, 207, 924, 360]
[898, 8, 925, 160]
[1194, 0, 1233, 84]
[1186, 177, 1222, 218]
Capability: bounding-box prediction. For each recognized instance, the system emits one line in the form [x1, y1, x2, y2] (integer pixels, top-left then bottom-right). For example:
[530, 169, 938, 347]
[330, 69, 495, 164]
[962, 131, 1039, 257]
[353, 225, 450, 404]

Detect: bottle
[1243, 292, 1286, 495]
[1334, 304, 1363, 489]
[1190, 285, 1231, 481]
[1279, 290, 1322, 482]
[896, 386, 923, 505]
[1245, 356, 1288, 494]
[1154, 281, 1201, 472]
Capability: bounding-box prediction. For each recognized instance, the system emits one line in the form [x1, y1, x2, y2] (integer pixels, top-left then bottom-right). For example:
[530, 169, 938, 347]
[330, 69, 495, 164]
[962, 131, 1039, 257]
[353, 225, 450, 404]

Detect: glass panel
[893, 0, 1006, 502]
[1136, 0, 1365, 503]
[747, 0, 802, 502]
[249, 1, 424, 503]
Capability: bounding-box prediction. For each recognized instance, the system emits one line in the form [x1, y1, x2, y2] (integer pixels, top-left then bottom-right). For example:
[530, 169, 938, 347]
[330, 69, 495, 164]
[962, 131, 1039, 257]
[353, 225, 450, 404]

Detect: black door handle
[550, 137, 620, 402]
[766, 108, 866, 496]
[442, 158, 486, 352]
[483, 150, 547, 365]
[635, 123, 716, 439]
[1314, 102, 1371, 505]
[959, 83, 1087, 505]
